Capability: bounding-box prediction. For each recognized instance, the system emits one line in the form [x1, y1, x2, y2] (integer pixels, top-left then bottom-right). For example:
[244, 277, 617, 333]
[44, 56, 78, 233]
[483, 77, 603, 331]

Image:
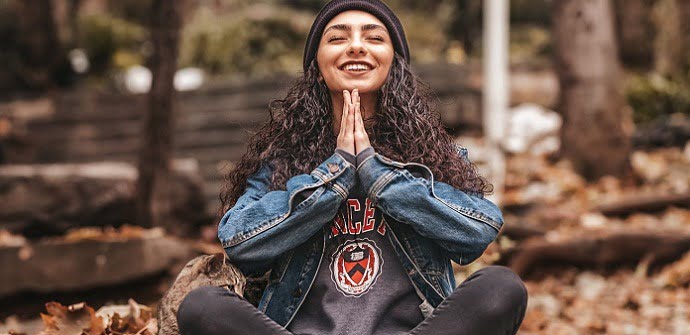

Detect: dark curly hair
[219, 53, 493, 215]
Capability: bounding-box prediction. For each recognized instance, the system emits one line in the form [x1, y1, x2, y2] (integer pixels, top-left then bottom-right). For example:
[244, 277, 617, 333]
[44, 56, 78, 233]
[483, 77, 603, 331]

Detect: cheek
[317, 47, 338, 65]
[377, 55, 394, 76]
[381, 50, 394, 68]
[317, 57, 338, 79]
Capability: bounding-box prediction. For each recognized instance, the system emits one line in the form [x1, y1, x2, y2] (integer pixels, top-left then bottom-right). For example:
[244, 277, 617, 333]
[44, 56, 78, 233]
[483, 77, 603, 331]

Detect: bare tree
[447, 0, 482, 55]
[613, 0, 654, 68]
[12, 0, 62, 89]
[651, 0, 685, 78]
[552, 0, 632, 180]
[136, 0, 182, 228]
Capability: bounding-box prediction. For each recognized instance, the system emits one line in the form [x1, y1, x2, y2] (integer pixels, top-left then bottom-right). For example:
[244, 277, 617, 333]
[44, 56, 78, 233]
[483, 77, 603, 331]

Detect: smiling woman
[177, 0, 528, 334]
[316, 11, 394, 126]
[318, 16, 393, 87]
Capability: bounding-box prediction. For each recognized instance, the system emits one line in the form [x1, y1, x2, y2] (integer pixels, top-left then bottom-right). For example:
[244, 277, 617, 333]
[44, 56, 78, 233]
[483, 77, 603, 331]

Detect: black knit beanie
[302, 0, 410, 72]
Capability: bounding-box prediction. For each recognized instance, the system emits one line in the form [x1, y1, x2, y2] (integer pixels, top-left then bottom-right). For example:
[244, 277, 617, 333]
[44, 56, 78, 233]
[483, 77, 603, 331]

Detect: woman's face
[316, 10, 395, 94]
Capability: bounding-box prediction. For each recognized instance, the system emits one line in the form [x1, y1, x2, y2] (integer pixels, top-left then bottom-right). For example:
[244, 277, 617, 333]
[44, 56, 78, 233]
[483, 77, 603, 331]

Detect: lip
[340, 67, 373, 76]
[338, 60, 375, 71]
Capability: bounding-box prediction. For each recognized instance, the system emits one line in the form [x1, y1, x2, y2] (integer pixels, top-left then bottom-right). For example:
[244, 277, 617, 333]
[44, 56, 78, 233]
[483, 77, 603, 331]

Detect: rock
[631, 150, 668, 182]
[0, 160, 207, 238]
[580, 212, 608, 229]
[0, 232, 194, 298]
[123, 65, 152, 94]
[0, 315, 44, 335]
[156, 253, 247, 335]
[174, 67, 205, 92]
[633, 113, 690, 148]
[503, 103, 562, 155]
[575, 272, 607, 300]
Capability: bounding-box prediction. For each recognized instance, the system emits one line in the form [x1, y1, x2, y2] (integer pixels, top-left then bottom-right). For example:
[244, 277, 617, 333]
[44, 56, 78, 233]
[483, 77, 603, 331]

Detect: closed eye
[328, 36, 345, 42]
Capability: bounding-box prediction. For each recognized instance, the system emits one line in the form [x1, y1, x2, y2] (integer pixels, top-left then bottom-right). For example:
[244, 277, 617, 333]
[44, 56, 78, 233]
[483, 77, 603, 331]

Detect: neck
[331, 90, 378, 135]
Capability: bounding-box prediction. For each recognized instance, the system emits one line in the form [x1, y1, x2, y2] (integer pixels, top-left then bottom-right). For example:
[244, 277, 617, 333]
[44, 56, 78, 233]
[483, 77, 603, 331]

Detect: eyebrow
[324, 23, 388, 34]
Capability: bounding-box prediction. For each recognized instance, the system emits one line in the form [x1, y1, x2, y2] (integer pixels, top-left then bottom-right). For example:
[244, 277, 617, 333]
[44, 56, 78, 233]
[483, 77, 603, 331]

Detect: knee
[177, 286, 230, 333]
[474, 266, 528, 317]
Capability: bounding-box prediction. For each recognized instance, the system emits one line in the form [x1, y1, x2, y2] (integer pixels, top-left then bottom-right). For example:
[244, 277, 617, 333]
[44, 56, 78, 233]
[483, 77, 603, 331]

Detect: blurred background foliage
[0, 0, 689, 123]
[77, 14, 148, 73]
[627, 74, 690, 123]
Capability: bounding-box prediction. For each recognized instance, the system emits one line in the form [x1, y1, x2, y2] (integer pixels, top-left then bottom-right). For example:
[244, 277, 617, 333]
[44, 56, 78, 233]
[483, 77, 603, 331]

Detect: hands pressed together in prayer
[336, 89, 372, 157]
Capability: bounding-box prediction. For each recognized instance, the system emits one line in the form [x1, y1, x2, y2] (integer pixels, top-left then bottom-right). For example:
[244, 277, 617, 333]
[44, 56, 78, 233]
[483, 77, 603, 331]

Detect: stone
[156, 253, 247, 335]
[0, 233, 194, 298]
[0, 160, 207, 238]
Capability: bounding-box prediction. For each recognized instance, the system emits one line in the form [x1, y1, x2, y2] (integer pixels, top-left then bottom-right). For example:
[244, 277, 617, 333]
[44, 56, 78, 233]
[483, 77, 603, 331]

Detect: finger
[342, 91, 353, 136]
[354, 102, 363, 152]
[356, 103, 369, 138]
[355, 102, 363, 130]
[347, 98, 355, 134]
[340, 90, 349, 135]
[344, 90, 352, 110]
[355, 102, 364, 137]
[355, 96, 361, 116]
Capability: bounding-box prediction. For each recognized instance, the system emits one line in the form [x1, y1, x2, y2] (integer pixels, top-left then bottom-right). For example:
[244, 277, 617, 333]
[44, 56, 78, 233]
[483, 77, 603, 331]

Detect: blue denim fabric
[217, 144, 504, 327]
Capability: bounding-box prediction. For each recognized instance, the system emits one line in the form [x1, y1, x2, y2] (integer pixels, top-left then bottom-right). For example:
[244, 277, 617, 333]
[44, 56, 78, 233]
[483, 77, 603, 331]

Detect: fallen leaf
[38, 302, 104, 335]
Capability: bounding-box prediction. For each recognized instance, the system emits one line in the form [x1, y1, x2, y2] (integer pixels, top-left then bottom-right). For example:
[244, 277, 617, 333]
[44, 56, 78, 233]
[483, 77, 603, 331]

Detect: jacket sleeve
[218, 151, 355, 275]
[356, 145, 503, 266]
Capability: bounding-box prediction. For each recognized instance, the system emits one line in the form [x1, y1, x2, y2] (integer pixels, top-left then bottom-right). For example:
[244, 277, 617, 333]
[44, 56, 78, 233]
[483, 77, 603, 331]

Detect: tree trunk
[448, 0, 482, 55]
[136, 0, 182, 228]
[651, 0, 685, 78]
[552, 0, 632, 180]
[13, 0, 62, 89]
[613, 0, 654, 68]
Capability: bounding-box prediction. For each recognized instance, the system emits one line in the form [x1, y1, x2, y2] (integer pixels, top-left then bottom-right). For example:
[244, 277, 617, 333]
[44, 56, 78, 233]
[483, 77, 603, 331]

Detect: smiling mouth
[339, 63, 374, 74]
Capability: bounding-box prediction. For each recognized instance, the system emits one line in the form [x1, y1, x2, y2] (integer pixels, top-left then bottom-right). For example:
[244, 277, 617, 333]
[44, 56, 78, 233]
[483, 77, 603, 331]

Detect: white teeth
[342, 63, 371, 71]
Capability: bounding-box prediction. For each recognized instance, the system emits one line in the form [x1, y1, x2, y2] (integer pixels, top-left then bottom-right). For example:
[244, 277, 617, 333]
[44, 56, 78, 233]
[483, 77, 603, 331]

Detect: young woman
[177, 0, 527, 334]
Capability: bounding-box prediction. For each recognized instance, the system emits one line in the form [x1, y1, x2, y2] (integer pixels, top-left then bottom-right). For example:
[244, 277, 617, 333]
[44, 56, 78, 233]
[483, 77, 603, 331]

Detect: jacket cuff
[316, 151, 357, 198]
[356, 153, 398, 203]
[335, 148, 356, 167]
[355, 147, 375, 167]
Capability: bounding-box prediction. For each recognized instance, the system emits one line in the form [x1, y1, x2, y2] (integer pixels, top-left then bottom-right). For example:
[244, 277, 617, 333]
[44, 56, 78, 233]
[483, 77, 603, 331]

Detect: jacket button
[293, 288, 302, 297]
[327, 163, 339, 173]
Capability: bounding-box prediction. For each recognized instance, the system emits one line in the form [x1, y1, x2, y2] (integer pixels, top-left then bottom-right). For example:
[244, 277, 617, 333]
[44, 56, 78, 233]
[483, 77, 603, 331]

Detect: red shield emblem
[330, 239, 383, 297]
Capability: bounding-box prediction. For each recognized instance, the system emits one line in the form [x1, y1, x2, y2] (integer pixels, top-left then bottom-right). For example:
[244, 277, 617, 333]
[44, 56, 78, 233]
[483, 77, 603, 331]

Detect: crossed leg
[177, 265, 528, 335]
[408, 265, 528, 335]
[177, 285, 292, 335]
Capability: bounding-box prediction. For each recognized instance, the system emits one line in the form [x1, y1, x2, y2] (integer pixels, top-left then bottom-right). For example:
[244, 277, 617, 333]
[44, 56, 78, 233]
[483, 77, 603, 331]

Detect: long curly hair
[219, 53, 492, 215]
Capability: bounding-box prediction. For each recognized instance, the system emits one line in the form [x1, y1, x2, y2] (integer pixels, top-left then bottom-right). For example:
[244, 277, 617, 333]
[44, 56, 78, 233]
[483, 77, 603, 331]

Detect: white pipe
[482, 0, 509, 205]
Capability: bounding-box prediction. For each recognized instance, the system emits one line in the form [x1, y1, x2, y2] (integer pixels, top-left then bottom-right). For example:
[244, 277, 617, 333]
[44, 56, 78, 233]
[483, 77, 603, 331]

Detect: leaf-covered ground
[2, 143, 690, 334]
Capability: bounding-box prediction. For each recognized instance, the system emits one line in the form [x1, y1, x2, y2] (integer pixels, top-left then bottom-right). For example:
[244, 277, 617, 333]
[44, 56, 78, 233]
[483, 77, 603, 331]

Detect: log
[0, 160, 207, 238]
[500, 223, 546, 241]
[502, 231, 690, 277]
[596, 192, 690, 216]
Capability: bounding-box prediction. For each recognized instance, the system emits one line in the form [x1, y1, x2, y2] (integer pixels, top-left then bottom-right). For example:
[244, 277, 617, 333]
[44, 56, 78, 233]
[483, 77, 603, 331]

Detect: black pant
[177, 265, 528, 335]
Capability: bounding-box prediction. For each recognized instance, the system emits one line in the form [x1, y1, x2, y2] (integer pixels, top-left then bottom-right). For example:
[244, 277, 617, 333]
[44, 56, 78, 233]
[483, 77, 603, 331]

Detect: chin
[338, 82, 382, 93]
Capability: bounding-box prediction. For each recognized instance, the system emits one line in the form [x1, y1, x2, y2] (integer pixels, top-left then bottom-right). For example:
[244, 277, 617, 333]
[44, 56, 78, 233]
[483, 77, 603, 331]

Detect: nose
[347, 35, 367, 57]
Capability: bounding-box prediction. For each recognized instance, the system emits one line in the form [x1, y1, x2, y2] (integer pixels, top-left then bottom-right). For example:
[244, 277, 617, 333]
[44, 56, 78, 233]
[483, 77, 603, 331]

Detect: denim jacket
[217, 144, 504, 327]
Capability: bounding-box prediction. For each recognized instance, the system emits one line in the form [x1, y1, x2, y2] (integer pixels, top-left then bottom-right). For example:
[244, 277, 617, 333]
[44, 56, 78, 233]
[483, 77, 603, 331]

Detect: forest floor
[462, 141, 690, 335]
[2, 142, 690, 335]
